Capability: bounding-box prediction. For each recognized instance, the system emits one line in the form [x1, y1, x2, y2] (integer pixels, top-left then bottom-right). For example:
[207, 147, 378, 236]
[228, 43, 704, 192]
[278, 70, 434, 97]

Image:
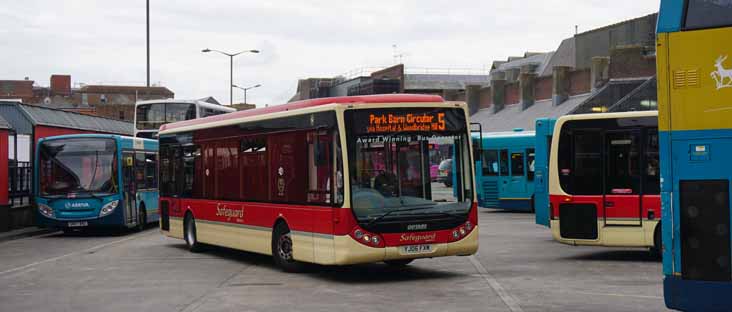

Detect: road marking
[468, 255, 524, 312]
[571, 290, 662, 300]
[0, 231, 151, 277]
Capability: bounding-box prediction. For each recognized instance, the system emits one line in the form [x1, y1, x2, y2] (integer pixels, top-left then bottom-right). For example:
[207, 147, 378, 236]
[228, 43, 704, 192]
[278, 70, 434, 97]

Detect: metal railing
[9, 161, 32, 207]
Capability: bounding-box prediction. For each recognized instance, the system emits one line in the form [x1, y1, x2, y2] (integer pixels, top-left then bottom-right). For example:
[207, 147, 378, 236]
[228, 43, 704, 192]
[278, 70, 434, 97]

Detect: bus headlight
[100, 200, 119, 217]
[38, 204, 54, 218]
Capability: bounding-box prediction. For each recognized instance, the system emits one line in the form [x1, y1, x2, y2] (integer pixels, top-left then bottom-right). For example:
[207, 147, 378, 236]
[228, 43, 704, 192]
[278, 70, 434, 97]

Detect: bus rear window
[685, 0, 732, 30]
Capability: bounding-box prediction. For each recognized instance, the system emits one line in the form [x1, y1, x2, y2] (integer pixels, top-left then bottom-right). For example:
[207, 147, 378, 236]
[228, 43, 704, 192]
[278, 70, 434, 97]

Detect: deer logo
[711, 55, 732, 90]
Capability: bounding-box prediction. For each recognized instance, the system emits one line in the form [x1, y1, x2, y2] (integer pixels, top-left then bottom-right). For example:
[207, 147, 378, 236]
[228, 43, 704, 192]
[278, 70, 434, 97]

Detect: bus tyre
[272, 223, 304, 273]
[650, 223, 662, 258]
[136, 205, 147, 232]
[184, 215, 203, 253]
[384, 259, 414, 267]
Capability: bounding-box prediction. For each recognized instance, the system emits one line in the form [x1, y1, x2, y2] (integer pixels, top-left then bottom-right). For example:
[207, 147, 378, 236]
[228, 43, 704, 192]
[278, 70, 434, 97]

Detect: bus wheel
[650, 223, 662, 258]
[184, 214, 203, 252]
[384, 259, 414, 267]
[530, 195, 536, 213]
[272, 223, 304, 273]
[136, 205, 147, 232]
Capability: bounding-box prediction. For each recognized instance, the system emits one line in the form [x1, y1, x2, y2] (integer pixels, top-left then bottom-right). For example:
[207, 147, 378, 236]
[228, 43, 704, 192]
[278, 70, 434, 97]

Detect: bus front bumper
[331, 226, 479, 265]
[37, 213, 121, 229]
[664, 275, 732, 312]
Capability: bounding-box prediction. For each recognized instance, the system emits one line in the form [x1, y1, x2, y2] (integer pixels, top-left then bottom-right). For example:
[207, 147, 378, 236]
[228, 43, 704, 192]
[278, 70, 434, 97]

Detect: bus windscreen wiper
[366, 206, 431, 228]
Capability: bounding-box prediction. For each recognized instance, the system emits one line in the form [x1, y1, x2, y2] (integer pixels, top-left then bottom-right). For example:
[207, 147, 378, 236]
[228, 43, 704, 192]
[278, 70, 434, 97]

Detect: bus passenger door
[498, 149, 510, 206]
[122, 151, 138, 225]
[604, 130, 642, 226]
[508, 150, 527, 196]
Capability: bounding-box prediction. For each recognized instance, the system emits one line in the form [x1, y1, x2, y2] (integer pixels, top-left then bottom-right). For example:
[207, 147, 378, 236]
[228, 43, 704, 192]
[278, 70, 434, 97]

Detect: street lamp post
[201, 48, 259, 105]
[232, 84, 261, 104]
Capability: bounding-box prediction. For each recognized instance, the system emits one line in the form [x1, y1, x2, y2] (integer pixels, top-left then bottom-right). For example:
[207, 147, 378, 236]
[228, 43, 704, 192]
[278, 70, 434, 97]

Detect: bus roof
[159, 94, 445, 134]
[135, 99, 237, 112]
[556, 110, 658, 123]
[473, 131, 536, 139]
[38, 133, 157, 144]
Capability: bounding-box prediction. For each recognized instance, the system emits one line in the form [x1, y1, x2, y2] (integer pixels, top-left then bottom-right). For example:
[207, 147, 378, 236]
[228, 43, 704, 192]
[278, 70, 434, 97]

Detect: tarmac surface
[0, 209, 668, 312]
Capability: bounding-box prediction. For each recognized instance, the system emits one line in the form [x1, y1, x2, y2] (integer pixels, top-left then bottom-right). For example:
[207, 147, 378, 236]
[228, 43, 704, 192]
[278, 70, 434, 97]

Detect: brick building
[4, 74, 175, 122]
[290, 64, 489, 103]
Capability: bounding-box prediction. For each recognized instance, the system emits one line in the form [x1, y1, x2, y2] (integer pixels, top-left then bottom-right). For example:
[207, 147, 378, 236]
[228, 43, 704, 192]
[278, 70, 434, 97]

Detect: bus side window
[527, 148, 535, 181]
[499, 149, 509, 176]
[135, 152, 147, 189]
[511, 152, 524, 177]
[482, 150, 499, 176]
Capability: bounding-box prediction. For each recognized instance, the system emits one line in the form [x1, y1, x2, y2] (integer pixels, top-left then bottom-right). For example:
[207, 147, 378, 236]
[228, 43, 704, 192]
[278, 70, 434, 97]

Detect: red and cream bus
[549, 111, 661, 253]
[157, 94, 478, 271]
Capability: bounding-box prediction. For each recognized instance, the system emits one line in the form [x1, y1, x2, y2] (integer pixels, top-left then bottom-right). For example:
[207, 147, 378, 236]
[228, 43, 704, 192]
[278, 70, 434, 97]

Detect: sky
[0, 0, 659, 107]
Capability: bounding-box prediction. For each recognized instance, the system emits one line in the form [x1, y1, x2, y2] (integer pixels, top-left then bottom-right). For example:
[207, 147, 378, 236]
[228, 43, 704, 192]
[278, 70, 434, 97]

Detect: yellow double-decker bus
[657, 0, 732, 310]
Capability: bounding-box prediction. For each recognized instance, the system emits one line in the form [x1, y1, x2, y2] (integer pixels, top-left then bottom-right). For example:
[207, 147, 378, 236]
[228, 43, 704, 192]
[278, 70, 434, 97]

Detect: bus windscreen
[345, 108, 472, 224]
[39, 138, 118, 197]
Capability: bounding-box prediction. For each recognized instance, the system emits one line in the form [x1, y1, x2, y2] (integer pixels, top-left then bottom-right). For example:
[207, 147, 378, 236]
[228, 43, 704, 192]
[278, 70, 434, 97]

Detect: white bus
[134, 99, 236, 139]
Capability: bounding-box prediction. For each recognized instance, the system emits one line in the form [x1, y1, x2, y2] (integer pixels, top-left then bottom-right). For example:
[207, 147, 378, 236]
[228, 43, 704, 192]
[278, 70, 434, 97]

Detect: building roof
[0, 114, 10, 130]
[79, 85, 174, 97]
[18, 104, 133, 135]
[405, 74, 491, 90]
[160, 94, 445, 134]
[495, 52, 553, 74]
[540, 37, 577, 76]
[471, 94, 592, 132]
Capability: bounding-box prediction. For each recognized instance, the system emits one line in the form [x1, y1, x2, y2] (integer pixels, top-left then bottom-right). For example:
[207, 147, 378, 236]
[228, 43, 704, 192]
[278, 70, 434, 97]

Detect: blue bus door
[508, 150, 527, 195]
[123, 151, 138, 226]
[498, 149, 510, 206]
[534, 118, 555, 226]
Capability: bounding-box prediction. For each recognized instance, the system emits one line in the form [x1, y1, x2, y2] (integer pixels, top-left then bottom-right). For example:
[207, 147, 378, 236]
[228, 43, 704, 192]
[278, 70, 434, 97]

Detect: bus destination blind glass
[366, 112, 446, 133]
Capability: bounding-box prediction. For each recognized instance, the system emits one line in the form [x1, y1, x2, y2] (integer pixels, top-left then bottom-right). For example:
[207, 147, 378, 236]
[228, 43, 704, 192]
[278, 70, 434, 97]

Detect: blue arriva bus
[534, 118, 556, 226]
[657, 1, 732, 310]
[474, 130, 536, 211]
[35, 134, 159, 232]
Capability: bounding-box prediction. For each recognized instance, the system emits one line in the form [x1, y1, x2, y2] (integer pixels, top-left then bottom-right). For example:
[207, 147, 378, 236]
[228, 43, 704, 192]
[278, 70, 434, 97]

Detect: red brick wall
[0, 130, 8, 205]
[50, 75, 71, 96]
[569, 69, 591, 96]
[504, 82, 520, 105]
[479, 87, 492, 109]
[534, 76, 553, 100]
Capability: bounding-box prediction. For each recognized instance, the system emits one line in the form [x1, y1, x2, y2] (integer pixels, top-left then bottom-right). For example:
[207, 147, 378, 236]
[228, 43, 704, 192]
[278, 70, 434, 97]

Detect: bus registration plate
[68, 221, 88, 227]
[400, 244, 433, 255]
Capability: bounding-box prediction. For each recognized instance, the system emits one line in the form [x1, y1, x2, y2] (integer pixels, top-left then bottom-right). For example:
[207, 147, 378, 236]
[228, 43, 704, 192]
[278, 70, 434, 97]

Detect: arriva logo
[65, 202, 90, 209]
[712, 55, 732, 90]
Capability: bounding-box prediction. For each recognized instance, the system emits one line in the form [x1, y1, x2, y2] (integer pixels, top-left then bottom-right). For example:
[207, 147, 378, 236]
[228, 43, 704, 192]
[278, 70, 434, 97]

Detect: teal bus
[35, 134, 159, 232]
[657, 0, 732, 310]
[534, 118, 556, 226]
[475, 130, 536, 211]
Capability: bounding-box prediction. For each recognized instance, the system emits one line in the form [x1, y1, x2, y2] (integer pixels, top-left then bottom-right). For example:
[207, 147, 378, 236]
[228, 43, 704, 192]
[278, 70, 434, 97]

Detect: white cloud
[0, 0, 659, 107]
